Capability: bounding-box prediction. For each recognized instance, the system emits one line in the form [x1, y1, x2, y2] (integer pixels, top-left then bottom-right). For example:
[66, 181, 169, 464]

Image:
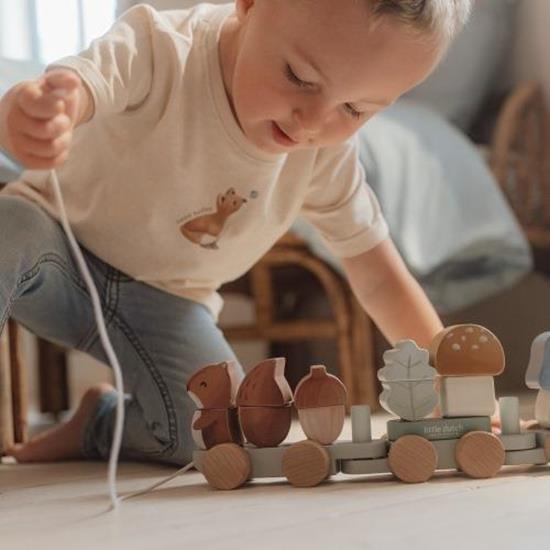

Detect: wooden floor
[2, 396, 550, 550]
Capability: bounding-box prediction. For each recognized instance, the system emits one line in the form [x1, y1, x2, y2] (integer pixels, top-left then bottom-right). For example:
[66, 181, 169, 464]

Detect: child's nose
[293, 99, 330, 136]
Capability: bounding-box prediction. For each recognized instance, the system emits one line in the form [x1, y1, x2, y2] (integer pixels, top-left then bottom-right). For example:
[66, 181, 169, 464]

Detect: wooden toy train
[187, 324, 550, 490]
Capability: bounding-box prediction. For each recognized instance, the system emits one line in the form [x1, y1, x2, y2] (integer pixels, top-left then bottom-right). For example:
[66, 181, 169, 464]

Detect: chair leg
[0, 323, 14, 453]
[37, 338, 69, 419]
[8, 320, 28, 443]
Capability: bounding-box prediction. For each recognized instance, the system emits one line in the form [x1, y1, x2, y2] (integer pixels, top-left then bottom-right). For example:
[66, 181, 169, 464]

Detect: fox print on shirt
[179, 187, 248, 250]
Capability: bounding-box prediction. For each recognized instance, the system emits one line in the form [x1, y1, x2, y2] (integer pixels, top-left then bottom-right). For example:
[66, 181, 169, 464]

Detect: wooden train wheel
[202, 443, 251, 490]
[455, 431, 505, 479]
[282, 440, 331, 487]
[388, 435, 438, 483]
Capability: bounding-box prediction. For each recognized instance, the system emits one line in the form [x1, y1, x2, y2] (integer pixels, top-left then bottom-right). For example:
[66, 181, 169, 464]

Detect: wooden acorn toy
[294, 365, 347, 445]
[236, 357, 293, 447]
[186, 360, 243, 450]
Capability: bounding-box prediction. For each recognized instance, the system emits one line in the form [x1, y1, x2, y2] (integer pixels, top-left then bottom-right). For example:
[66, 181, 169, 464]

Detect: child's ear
[235, 0, 256, 23]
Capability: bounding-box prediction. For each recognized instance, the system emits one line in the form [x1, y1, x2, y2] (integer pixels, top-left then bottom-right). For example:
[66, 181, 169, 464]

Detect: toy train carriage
[188, 325, 550, 490]
[192, 403, 550, 490]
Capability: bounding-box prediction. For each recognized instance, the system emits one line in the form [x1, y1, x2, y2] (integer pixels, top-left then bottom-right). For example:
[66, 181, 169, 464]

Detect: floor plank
[2, 396, 548, 550]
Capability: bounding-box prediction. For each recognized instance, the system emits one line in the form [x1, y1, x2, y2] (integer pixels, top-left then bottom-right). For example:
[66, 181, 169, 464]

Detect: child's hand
[4, 69, 82, 170]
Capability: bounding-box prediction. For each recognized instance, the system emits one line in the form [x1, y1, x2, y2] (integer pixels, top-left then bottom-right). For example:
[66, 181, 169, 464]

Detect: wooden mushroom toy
[236, 357, 293, 447]
[430, 324, 505, 417]
[187, 360, 243, 450]
[294, 365, 348, 445]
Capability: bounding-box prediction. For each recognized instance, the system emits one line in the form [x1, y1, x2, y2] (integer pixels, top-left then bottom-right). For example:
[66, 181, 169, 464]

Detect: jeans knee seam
[114, 314, 179, 456]
[84, 311, 179, 457]
[18, 252, 87, 294]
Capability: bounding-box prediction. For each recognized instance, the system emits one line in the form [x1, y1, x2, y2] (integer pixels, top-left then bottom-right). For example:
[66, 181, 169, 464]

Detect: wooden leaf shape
[377, 340, 438, 421]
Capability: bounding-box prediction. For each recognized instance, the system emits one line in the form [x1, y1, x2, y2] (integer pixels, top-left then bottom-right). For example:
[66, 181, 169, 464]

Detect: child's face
[220, 0, 443, 154]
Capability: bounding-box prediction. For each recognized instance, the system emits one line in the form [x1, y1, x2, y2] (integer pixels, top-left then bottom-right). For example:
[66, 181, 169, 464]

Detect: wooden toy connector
[188, 325, 550, 490]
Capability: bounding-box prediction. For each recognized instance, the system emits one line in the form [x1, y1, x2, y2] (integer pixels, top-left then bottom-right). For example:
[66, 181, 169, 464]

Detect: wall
[510, 0, 550, 107]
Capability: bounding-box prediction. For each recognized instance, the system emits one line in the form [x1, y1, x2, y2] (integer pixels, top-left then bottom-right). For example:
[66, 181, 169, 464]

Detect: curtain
[0, 0, 116, 64]
[116, 0, 231, 17]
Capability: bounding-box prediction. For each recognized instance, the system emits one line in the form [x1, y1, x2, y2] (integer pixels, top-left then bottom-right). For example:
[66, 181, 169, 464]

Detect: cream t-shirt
[2, 3, 388, 320]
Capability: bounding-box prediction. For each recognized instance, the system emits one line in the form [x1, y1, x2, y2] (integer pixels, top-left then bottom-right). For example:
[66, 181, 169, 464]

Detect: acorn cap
[294, 365, 348, 409]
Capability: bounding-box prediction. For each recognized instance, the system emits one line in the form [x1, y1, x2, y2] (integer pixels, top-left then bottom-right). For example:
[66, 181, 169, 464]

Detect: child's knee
[0, 197, 55, 248]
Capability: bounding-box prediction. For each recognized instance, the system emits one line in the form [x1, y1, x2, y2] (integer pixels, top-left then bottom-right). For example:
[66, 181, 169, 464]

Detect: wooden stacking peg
[201, 443, 251, 490]
[294, 365, 347, 445]
[282, 440, 331, 488]
[455, 431, 505, 479]
[499, 396, 521, 435]
[351, 405, 372, 443]
[388, 435, 438, 483]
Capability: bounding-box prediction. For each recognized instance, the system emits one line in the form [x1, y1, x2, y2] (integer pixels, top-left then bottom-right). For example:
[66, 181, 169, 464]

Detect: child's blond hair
[366, 0, 472, 43]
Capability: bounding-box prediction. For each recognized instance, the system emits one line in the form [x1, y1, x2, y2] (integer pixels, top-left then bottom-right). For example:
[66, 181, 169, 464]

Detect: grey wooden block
[340, 457, 391, 476]
[328, 439, 388, 461]
[387, 416, 491, 441]
[504, 447, 548, 466]
[246, 445, 288, 477]
[498, 432, 536, 451]
[431, 439, 458, 470]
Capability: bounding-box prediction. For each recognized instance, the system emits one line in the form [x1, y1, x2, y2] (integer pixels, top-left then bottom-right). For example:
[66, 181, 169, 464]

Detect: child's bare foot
[6, 383, 115, 462]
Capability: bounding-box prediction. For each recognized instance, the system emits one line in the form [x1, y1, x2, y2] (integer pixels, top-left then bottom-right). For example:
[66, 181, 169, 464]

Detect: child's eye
[344, 103, 363, 120]
[285, 64, 312, 88]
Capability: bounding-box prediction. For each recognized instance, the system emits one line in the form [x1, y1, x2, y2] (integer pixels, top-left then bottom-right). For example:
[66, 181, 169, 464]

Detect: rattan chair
[1, 82, 547, 454]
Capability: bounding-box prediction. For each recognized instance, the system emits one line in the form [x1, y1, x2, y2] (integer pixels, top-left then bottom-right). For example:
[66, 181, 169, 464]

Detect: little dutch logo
[424, 422, 464, 436]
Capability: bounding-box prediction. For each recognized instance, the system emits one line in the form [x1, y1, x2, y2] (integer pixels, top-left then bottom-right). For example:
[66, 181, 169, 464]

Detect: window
[0, 0, 116, 65]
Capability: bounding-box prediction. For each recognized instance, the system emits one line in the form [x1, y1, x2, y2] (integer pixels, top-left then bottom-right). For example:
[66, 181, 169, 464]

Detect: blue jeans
[0, 196, 243, 465]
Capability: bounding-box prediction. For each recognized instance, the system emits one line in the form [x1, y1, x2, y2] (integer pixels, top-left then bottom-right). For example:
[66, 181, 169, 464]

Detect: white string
[120, 460, 195, 502]
[49, 169, 195, 508]
[50, 169, 125, 509]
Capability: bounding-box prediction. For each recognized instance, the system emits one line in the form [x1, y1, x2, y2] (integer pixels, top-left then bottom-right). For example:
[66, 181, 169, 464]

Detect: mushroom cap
[430, 324, 505, 376]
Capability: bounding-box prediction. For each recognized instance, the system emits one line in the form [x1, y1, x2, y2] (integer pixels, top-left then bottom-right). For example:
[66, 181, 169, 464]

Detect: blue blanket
[291, 100, 532, 314]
